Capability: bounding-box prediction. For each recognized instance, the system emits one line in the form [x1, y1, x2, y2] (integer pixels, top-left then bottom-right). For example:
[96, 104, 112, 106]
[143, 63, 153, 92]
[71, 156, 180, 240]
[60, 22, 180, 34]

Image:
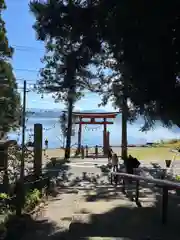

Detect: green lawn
[118, 147, 180, 161]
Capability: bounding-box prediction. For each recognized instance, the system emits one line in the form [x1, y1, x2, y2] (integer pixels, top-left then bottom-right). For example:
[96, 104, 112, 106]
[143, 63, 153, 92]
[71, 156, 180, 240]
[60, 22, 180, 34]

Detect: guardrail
[111, 171, 180, 225]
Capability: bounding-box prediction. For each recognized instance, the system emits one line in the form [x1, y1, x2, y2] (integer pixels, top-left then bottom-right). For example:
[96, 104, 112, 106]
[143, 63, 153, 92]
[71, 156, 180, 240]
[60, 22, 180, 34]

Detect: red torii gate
[73, 112, 118, 155]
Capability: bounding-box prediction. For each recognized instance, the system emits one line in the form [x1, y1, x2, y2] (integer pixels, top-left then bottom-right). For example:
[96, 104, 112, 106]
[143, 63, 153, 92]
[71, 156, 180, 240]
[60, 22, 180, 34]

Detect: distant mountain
[26, 108, 110, 118]
[80, 109, 108, 113]
[26, 109, 62, 118]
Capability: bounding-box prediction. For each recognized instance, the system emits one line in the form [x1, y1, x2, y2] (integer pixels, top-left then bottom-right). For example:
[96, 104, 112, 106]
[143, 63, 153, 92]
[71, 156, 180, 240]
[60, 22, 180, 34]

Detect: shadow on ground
[4, 161, 180, 240]
[3, 214, 57, 240]
[14, 194, 180, 240]
[45, 157, 70, 177]
[66, 199, 180, 240]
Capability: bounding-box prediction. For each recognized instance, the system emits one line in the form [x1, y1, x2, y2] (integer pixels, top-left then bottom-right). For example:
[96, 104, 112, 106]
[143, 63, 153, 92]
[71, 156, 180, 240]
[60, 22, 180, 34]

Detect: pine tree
[30, 0, 97, 158]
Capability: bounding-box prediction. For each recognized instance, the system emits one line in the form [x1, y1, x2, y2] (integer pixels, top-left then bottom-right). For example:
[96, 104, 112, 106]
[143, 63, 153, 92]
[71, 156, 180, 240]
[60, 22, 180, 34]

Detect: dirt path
[21, 159, 180, 240]
[22, 185, 137, 240]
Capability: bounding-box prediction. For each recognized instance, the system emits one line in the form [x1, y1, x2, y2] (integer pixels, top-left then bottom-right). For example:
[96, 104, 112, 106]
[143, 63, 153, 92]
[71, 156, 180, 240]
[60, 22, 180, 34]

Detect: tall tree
[95, 53, 138, 159]
[59, 108, 77, 148]
[36, 0, 180, 129]
[30, 0, 97, 158]
[0, 0, 20, 137]
[89, 0, 180, 128]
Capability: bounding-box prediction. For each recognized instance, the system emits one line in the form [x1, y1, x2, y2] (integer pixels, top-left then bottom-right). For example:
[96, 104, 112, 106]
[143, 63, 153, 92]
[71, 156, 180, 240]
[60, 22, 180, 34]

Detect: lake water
[8, 116, 180, 149]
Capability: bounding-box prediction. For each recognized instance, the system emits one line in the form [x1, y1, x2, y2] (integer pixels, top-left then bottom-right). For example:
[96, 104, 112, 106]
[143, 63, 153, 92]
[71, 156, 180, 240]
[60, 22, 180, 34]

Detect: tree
[89, 0, 180, 128]
[59, 109, 77, 148]
[95, 53, 139, 159]
[36, 0, 180, 129]
[30, 0, 98, 158]
[59, 111, 67, 148]
[0, 0, 20, 136]
[29, 0, 180, 161]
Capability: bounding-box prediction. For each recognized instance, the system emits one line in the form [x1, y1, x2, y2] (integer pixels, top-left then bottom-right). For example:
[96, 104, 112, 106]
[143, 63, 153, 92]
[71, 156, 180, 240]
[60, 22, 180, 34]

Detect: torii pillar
[103, 118, 108, 155]
[77, 117, 82, 153]
[106, 131, 110, 150]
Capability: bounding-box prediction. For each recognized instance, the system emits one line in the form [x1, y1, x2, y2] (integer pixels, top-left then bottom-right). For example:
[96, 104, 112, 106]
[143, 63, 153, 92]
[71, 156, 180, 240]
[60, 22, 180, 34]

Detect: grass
[87, 238, 116, 240]
[114, 139, 180, 161]
[127, 147, 180, 161]
[153, 139, 180, 148]
[43, 141, 180, 161]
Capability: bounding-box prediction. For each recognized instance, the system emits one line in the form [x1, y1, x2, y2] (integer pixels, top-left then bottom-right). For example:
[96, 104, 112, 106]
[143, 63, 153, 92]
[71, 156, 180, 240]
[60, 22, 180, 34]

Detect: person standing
[44, 138, 48, 156]
[95, 145, 98, 159]
[107, 147, 113, 164]
[81, 145, 85, 159]
[112, 153, 119, 172]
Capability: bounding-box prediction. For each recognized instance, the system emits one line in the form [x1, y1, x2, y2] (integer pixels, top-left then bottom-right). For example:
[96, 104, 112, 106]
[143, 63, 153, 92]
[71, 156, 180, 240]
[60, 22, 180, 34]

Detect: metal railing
[111, 170, 180, 225]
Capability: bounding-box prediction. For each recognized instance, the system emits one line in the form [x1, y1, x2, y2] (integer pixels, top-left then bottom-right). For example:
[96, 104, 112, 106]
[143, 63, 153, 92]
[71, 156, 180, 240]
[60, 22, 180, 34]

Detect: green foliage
[7, 144, 34, 183]
[30, 0, 100, 157]
[96, 1, 180, 128]
[0, 188, 42, 239]
[0, 193, 9, 200]
[30, 0, 96, 103]
[0, 193, 10, 214]
[29, 0, 180, 130]
[0, 0, 21, 134]
[175, 175, 180, 181]
[24, 189, 41, 212]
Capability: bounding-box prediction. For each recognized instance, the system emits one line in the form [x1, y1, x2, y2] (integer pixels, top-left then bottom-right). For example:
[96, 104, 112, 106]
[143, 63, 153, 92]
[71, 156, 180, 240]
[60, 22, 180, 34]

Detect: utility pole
[16, 80, 27, 216]
[20, 80, 26, 181]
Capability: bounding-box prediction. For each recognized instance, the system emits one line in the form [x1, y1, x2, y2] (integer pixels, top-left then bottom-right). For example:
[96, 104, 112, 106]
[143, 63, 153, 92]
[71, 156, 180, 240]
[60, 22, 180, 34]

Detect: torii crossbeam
[73, 112, 118, 155]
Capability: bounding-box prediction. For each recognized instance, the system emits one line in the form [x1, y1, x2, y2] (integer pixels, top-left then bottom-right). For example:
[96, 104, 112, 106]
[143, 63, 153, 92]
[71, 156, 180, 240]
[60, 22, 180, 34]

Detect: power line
[13, 45, 44, 52]
[16, 78, 37, 82]
[14, 68, 40, 73]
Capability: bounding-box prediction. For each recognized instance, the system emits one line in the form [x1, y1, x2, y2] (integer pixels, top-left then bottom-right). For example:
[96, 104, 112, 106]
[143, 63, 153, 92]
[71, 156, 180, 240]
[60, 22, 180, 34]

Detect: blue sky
[3, 0, 114, 111]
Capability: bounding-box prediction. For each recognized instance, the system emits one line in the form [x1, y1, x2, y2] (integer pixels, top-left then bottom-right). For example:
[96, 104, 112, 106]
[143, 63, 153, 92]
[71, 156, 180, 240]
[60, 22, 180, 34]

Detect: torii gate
[73, 112, 118, 155]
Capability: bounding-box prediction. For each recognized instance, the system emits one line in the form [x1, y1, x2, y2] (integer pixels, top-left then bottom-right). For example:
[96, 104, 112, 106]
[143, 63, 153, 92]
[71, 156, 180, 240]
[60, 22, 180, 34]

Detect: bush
[24, 189, 41, 212]
[0, 188, 42, 239]
[0, 193, 11, 214]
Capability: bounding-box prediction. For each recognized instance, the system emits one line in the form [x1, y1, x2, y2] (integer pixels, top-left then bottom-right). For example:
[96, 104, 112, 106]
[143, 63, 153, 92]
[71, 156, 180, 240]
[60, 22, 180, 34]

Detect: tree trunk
[121, 79, 128, 160]
[121, 98, 128, 160]
[64, 94, 74, 159]
[63, 136, 65, 148]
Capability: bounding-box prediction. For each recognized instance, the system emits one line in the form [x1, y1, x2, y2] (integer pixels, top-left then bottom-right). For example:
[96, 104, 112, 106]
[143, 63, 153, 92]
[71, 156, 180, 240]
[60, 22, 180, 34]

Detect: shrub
[0, 193, 11, 214]
[175, 175, 180, 181]
[24, 189, 41, 212]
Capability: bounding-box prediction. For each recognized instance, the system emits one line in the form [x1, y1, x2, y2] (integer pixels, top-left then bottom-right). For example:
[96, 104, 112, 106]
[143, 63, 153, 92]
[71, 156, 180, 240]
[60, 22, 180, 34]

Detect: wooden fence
[111, 171, 180, 225]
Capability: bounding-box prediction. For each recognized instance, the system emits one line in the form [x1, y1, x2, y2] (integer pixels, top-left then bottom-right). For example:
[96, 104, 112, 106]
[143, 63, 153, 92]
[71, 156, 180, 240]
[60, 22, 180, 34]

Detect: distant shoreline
[45, 144, 176, 150]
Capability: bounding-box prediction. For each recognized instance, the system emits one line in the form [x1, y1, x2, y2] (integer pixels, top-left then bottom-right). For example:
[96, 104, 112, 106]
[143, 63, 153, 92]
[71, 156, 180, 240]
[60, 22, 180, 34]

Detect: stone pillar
[34, 124, 42, 179]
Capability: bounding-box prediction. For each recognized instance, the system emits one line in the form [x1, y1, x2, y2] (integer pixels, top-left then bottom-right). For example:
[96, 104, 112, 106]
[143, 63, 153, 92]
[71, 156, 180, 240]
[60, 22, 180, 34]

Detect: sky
[3, 0, 115, 112]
